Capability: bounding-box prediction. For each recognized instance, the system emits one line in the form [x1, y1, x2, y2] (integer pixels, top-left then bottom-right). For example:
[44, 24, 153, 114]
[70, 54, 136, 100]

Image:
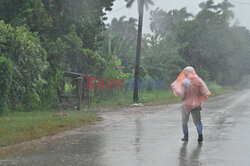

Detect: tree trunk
[133, 0, 144, 103]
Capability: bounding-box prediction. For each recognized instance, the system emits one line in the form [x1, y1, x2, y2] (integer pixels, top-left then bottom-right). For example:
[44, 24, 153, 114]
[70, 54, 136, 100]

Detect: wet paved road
[1, 90, 250, 166]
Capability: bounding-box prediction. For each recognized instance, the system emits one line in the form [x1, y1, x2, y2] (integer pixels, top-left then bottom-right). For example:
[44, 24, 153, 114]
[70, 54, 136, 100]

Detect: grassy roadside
[143, 82, 233, 106]
[92, 82, 233, 107]
[0, 111, 101, 147]
[0, 82, 232, 148]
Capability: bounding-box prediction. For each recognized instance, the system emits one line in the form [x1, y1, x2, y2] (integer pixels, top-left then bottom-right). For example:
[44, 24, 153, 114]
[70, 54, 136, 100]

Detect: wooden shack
[58, 71, 90, 110]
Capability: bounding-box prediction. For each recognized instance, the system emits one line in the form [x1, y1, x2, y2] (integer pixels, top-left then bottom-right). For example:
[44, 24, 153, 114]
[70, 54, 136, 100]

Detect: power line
[106, 0, 250, 16]
[231, 0, 250, 6]
[106, 5, 127, 15]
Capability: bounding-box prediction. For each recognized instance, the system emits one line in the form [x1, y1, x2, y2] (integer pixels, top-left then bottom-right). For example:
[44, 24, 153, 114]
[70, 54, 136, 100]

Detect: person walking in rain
[171, 67, 211, 142]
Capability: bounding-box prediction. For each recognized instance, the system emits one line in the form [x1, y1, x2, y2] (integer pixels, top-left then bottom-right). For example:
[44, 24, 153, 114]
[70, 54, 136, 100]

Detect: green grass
[0, 111, 101, 147]
[91, 90, 184, 108]
[65, 82, 74, 94]
[92, 82, 233, 107]
[207, 81, 233, 96]
[141, 90, 180, 106]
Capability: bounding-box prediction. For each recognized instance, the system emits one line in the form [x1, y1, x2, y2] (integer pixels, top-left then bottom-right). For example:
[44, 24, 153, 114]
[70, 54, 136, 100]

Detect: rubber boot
[197, 122, 203, 143]
[198, 134, 203, 143]
[182, 125, 189, 141]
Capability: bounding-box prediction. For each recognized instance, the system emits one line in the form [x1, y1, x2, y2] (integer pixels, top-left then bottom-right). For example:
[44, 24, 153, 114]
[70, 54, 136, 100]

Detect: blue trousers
[181, 106, 203, 137]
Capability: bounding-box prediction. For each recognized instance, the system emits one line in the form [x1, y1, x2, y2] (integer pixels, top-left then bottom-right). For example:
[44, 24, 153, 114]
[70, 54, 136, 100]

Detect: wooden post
[59, 77, 65, 103]
[87, 89, 90, 108]
[77, 77, 83, 110]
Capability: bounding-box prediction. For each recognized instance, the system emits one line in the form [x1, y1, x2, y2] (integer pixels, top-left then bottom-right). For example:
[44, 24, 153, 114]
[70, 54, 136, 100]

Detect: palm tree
[125, 0, 154, 103]
[150, 7, 193, 37]
[218, 0, 234, 24]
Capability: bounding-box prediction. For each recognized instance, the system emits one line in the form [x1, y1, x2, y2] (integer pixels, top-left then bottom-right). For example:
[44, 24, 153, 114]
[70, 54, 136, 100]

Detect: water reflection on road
[1, 90, 250, 166]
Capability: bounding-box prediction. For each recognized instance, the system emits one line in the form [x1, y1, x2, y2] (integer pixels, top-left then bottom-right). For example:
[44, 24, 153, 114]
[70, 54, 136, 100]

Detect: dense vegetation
[0, 0, 250, 112]
[0, 56, 12, 114]
[0, 0, 115, 111]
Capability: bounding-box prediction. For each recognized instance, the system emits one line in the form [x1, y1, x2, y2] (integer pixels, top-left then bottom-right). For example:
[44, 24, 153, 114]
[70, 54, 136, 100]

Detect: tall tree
[150, 7, 193, 37]
[106, 16, 138, 73]
[0, 0, 115, 110]
[125, 0, 154, 103]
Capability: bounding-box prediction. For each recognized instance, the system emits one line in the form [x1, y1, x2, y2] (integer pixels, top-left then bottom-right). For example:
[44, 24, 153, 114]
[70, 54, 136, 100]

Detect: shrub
[0, 56, 12, 114]
[0, 20, 48, 111]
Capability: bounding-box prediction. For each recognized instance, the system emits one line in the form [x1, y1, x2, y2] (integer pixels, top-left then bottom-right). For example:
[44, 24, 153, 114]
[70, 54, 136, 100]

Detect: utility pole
[133, 0, 144, 103]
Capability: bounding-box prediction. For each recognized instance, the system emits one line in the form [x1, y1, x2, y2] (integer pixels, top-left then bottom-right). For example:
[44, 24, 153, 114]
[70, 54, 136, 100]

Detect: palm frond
[125, 0, 154, 10]
[125, 0, 136, 8]
[144, 0, 155, 11]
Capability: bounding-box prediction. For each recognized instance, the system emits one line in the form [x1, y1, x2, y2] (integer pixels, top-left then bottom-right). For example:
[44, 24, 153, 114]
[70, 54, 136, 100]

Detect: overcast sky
[105, 0, 250, 34]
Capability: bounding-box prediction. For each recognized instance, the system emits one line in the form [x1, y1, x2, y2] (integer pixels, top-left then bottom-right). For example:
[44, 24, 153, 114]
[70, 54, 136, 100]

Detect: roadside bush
[0, 20, 48, 111]
[0, 56, 12, 114]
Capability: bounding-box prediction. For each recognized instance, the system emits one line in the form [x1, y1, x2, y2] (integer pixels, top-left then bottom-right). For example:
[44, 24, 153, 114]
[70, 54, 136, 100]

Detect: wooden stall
[58, 71, 90, 110]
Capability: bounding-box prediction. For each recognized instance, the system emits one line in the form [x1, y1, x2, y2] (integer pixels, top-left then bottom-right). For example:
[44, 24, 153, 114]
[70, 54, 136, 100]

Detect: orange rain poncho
[171, 67, 211, 111]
